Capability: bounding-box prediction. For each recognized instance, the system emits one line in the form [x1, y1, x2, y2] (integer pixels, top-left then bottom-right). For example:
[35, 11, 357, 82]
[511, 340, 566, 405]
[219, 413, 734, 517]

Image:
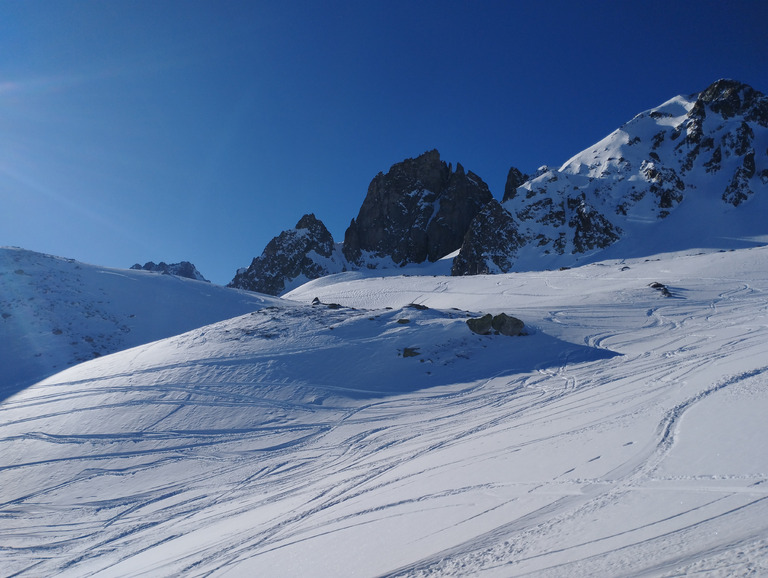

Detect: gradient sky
[1, 1, 766, 284]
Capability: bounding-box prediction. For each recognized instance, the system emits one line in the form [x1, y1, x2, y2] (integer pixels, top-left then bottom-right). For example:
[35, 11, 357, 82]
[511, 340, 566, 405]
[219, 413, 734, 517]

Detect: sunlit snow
[2, 245, 768, 576]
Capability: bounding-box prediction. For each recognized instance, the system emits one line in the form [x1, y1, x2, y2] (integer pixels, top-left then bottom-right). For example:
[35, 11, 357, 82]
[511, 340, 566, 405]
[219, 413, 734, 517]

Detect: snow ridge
[454, 79, 768, 274]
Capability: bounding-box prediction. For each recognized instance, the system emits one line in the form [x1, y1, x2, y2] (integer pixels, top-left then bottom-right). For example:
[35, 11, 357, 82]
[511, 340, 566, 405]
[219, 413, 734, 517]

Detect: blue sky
[1, 1, 766, 284]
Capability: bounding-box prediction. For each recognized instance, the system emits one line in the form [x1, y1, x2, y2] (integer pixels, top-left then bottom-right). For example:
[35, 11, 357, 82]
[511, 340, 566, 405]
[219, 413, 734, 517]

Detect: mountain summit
[231, 80, 768, 293]
[230, 151, 492, 294]
[228, 213, 345, 295]
[342, 149, 493, 266]
[453, 79, 768, 275]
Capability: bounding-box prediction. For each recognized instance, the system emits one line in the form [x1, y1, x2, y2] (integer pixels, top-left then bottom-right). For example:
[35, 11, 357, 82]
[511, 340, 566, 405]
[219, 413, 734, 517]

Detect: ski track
[2, 251, 768, 576]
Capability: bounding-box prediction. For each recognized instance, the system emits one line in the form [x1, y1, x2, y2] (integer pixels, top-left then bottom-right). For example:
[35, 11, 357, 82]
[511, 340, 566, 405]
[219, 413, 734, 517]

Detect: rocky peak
[228, 213, 343, 295]
[694, 79, 768, 125]
[454, 79, 768, 278]
[342, 150, 493, 266]
[502, 166, 528, 203]
[366, 149, 449, 204]
[293, 213, 335, 256]
[674, 80, 768, 206]
[452, 199, 524, 276]
[130, 261, 208, 282]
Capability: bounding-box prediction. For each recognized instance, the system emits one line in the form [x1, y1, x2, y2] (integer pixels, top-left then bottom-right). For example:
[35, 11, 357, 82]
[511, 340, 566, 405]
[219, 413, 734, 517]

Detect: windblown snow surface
[0, 247, 278, 399]
[2, 246, 768, 576]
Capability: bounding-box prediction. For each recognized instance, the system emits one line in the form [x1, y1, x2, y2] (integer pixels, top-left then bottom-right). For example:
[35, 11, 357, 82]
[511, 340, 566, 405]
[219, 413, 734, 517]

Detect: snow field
[1, 246, 768, 575]
[0, 247, 278, 398]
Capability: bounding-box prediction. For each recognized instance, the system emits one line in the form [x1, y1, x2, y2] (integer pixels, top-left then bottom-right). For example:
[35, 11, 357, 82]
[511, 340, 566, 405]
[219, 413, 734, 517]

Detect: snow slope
[2, 246, 768, 576]
[474, 81, 768, 275]
[0, 247, 280, 398]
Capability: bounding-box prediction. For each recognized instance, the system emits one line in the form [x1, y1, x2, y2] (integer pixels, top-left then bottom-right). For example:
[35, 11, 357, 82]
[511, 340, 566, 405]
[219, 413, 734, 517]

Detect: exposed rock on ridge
[228, 214, 344, 296]
[130, 261, 209, 282]
[502, 166, 528, 203]
[454, 79, 768, 276]
[343, 150, 493, 266]
[452, 199, 523, 275]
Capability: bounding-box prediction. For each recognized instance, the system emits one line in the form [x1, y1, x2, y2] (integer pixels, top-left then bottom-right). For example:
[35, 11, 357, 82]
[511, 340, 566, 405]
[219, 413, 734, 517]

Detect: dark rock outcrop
[228, 214, 343, 295]
[130, 261, 208, 282]
[674, 79, 767, 206]
[696, 79, 768, 126]
[466, 313, 524, 336]
[452, 199, 524, 275]
[569, 196, 622, 253]
[466, 314, 493, 335]
[491, 313, 525, 336]
[459, 79, 768, 277]
[502, 166, 528, 203]
[649, 281, 672, 297]
[343, 150, 493, 266]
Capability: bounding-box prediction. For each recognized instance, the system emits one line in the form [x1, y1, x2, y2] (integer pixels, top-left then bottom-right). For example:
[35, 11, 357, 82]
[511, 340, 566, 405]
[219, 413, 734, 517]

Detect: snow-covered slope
[2, 246, 768, 576]
[454, 80, 768, 274]
[0, 247, 280, 397]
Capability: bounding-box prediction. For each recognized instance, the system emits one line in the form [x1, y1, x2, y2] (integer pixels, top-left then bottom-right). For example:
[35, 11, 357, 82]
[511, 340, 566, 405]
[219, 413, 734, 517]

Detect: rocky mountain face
[232, 151, 494, 295]
[228, 214, 345, 295]
[231, 80, 768, 293]
[502, 166, 528, 203]
[451, 199, 523, 275]
[130, 261, 209, 282]
[453, 79, 768, 275]
[343, 150, 493, 266]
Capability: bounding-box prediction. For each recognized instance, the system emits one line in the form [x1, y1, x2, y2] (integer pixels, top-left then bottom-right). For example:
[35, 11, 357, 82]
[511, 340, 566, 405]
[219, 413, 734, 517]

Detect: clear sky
[1, 1, 766, 285]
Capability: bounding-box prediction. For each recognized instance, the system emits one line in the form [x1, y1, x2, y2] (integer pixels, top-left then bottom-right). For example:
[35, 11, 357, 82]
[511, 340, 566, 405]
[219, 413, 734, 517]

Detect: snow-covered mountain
[229, 150, 493, 295]
[231, 80, 768, 294]
[3, 245, 768, 576]
[3, 79, 768, 576]
[228, 213, 347, 295]
[454, 79, 768, 274]
[0, 247, 279, 397]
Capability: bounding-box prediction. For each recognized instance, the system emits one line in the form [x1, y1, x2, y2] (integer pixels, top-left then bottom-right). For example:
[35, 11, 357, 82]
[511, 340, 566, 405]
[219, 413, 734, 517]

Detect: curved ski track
[2, 254, 768, 576]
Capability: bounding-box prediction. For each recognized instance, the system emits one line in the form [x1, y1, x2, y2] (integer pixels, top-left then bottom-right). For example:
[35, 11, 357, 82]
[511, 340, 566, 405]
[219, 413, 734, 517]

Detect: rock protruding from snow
[466, 312, 525, 336]
[696, 78, 768, 126]
[676, 79, 768, 206]
[452, 199, 524, 275]
[453, 79, 768, 276]
[343, 150, 493, 266]
[502, 166, 528, 203]
[130, 261, 209, 282]
[228, 213, 345, 296]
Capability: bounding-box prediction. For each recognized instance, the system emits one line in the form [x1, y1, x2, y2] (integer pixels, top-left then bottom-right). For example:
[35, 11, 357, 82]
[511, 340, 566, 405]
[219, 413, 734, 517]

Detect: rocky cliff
[228, 214, 345, 295]
[343, 150, 493, 267]
[231, 151, 495, 295]
[453, 79, 768, 275]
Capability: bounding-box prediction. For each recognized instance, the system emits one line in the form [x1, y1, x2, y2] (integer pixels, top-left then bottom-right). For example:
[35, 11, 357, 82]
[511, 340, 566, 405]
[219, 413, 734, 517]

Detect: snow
[498, 85, 768, 274]
[0, 247, 280, 398]
[2, 244, 768, 576]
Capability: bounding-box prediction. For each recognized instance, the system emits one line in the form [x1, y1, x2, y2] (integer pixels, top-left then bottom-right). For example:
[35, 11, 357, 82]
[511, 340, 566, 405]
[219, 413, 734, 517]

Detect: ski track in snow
[2, 249, 768, 576]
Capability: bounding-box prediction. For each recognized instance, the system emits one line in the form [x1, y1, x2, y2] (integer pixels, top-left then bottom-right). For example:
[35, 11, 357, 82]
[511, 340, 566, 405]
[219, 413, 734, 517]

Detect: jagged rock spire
[343, 150, 493, 265]
[228, 213, 340, 295]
